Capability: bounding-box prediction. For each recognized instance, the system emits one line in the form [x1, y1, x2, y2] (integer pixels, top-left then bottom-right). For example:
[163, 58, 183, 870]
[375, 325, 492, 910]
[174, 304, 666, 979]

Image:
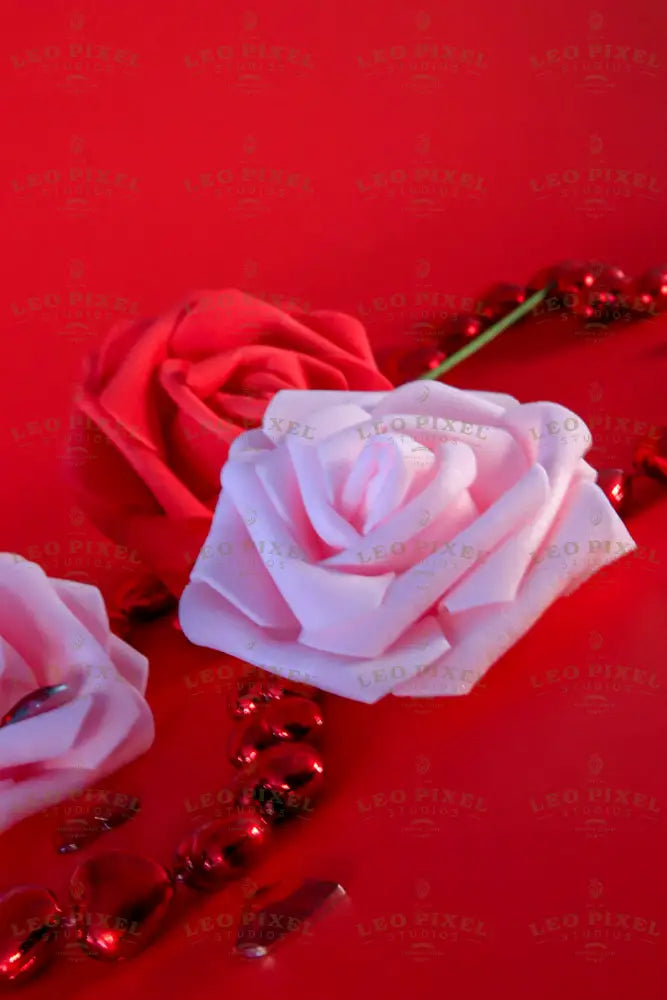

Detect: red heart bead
[69, 851, 174, 961]
[173, 814, 270, 891]
[234, 744, 324, 822]
[0, 886, 61, 986]
[228, 697, 324, 767]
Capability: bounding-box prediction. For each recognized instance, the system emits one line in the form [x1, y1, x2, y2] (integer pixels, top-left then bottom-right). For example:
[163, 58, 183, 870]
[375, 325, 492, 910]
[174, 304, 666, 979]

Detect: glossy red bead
[0, 886, 61, 986]
[69, 851, 174, 961]
[173, 814, 270, 891]
[435, 314, 486, 356]
[597, 468, 631, 516]
[476, 283, 526, 324]
[228, 697, 324, 767]
[633, 267, 667, 314]
[228, 678, 320, 719]
[574, 263, 632, 321]
[552, 259, 597, 293]
[234, 744, 324, 822]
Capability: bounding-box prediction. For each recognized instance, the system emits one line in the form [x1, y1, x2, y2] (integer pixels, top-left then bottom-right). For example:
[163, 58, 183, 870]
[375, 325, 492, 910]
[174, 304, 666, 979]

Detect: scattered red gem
[173, 814, 270, 892]
[69, 851, 174, 961]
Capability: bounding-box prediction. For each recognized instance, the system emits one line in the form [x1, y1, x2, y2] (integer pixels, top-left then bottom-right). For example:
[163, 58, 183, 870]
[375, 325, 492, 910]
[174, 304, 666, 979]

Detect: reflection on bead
[0, 684, 70, 728]
[69, 851, 174, 961]
[596, 468, 631, 517]
[173, 814, 269, 892]
[576, 263, 632, 322]
[0, 887, 61, 986]
[234, 744, 324, 822]
[435, 314, 486, 357]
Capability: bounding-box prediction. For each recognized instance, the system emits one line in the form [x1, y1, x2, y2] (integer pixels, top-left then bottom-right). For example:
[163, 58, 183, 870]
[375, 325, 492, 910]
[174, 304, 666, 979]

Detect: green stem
[418, 286, 550, 381]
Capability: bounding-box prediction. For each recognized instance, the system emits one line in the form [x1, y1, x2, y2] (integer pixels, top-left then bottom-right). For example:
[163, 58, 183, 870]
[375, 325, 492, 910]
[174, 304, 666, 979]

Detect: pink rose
[179, 382, 636, 703]
[0, 556, 154, 832]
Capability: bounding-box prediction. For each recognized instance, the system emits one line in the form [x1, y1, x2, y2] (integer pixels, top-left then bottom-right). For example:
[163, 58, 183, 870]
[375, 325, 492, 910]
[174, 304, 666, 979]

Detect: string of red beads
[0, 679, 324, 984]
[383, 261, 667, 384]
[380, 260, 667, 518]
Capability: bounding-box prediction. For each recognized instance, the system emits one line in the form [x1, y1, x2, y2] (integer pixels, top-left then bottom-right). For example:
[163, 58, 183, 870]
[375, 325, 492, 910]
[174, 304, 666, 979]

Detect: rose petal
[395, 478, 636, 697]
[284, 437, 362, 550]
[0, 696, 92, 767]
[369, 381, 509, 426]
[262, 392, 385, 444]
[106, 635, 150, 694]
[51, 579, 111, 650]
[325, 442, 478, 575]
[179, 580, 448, 703]
[193, 495, 299, 629]
[53, 687, 152, 771]
[0, 637, 37, 717]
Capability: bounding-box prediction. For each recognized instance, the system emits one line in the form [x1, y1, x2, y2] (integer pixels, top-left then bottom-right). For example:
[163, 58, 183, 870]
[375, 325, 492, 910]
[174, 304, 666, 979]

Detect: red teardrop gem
[173, 814, 270, 891]
[69, 851, 174, 961]
[228, 697, 324, 767]
[234, 744, 324, 822]
[235, 879, 346, 958]
[0, 886, 61, 986]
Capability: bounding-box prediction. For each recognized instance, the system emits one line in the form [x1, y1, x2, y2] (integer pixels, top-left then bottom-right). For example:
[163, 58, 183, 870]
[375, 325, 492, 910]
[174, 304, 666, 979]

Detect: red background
[1, 0, 667, 996]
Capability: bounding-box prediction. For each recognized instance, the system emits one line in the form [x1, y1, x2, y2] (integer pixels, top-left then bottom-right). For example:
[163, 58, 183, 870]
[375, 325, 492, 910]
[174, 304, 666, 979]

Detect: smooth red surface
[1, 1, 667, 997]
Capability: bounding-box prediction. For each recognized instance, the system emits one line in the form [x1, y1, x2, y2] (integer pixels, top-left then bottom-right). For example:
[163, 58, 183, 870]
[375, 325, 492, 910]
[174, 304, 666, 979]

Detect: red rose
[71, 289, 390, 595]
